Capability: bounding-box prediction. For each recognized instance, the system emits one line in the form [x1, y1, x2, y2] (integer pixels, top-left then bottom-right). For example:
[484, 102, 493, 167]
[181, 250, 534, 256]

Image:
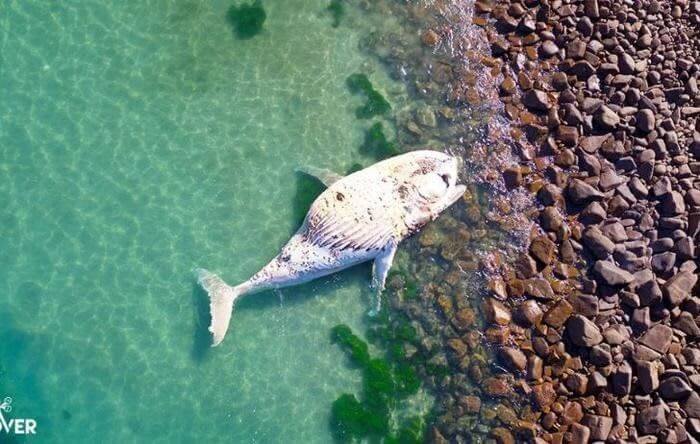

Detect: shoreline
[471, 0, 700, 442]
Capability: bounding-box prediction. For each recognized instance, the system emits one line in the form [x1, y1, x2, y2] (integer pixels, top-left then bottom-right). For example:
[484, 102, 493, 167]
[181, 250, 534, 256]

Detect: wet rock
[523, 89, 550, 112]
[483, 377, 511, 397]
[529, 235, 556, 265]
[544, 299, 573, 328]
[503, 166, 522, 188]
[484, 299, 511, 326]
[532, 382, 556, 409]
[566, 315, 603, 347]
[421, 29, 440, 47]
[579, 134, 611, 154]
[517, 300, 543, 326]
[540, 206, 563, 231]
[499, 347, 527, 372]
[593, 260, 634, 286]
[639, 324, 673, 354]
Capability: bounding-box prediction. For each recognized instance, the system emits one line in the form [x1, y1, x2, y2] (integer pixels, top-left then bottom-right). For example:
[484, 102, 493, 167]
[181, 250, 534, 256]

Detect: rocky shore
[470, 0, 700, 442]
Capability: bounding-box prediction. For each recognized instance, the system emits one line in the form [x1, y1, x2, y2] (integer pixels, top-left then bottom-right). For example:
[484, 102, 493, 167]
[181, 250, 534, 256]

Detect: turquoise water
[0, 1, 409, 442]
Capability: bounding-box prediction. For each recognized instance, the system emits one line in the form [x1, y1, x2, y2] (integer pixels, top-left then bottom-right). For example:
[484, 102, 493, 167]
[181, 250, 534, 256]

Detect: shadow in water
[191, 283, 213, 362]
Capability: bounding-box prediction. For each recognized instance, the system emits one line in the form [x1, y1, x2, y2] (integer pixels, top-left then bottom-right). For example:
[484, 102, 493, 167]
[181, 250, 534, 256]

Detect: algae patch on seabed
[360, 122, 400, 160]
[330, 323, 425, 443]
[227, 1, 266, 40]
[327, 0, 345, 28]
[346, 73, 391, 119]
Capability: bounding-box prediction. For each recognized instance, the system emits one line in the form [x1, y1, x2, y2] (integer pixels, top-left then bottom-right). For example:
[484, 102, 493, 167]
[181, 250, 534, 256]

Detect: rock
[517, 300, 543, 326]
[580, 201, 607, 223]
[544, 299, 573, 328]
[491, 427, 514, 444]
[583, 0, 599, 18]
[664, 271, 698, 306]
[540, 206, 563, 231]
[593, 260, 634, 286]
[540, 40, 559, 57]
[659, 375, 692, 400]
[674, 312, 700, 337]
[503, 167, 522, 188]
[523, 89, 550, 111]
[483, 377, 511, 397]
[484, 299, 511, 326]
[515, 253, 538, 279]
[637, 361, 659, 394]
[499, 347, 527, 372]
[651, 252, 676, 274]
[570, 423, 590, 444]
[579, 134, 611, 153]
[660, 191, 686, 215]
[566, 315, 603, 347]
[565, 373, 588, 395]
[582, 415, 613, 441]
[683, 392, 700, 418]
[529, 235, 556, 265]
[532, 382, 556, 409]
[636, 109, 656, 132]
[537, 184, 563, 206]
[637, 405, 667, 434]
[567, 179, 604, 204]
[421, 29, 440, 47]
[594, 105, 620, 130]
[460, 395, 481, 413]
[603, 324, 629, 345]
[611, 361, 632, 395]
[639, 324, 673, 353]
[582, 227, 615, 259]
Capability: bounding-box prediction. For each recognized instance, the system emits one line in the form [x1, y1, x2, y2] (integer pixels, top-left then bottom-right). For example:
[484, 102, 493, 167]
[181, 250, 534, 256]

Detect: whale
[196, 150, 466, 346]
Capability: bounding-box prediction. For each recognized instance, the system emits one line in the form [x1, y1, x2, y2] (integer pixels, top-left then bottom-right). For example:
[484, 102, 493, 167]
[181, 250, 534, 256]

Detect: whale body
[197, 150, 466, 346]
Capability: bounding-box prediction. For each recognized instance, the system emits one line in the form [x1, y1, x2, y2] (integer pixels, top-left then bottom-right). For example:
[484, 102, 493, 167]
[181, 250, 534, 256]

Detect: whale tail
[195, 269, 245, 347]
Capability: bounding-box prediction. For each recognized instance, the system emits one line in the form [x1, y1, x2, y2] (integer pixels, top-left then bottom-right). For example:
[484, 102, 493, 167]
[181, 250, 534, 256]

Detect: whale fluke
[196, 269, 245, 347]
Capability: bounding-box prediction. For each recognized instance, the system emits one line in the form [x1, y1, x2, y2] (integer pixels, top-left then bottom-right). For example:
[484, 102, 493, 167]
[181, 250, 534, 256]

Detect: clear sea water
[0, 1, 410, 442]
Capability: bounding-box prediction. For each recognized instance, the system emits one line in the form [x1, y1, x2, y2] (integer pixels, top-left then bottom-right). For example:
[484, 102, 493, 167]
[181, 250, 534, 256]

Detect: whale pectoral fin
[369, 241, 398, 316]
[295, 166, 343, 188]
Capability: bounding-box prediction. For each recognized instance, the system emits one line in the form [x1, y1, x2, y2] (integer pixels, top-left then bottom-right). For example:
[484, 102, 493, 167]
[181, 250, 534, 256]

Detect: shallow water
[0, 1, 411, 442]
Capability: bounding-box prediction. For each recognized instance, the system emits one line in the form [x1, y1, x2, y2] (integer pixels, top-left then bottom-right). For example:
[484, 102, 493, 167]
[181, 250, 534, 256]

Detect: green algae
[327, 0, 345, 28]
[227, 1, 266, 40]
[360, 122, 400, 160]
[346, 73, 391, 119]
[330, 324, 424, 443]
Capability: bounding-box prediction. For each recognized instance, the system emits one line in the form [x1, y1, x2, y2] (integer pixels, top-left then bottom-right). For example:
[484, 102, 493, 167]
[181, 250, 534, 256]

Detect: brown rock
[483, 377, 511, 397]
[639, 324, 673, 354]
[663, 271, 698, 306]
[566, 315, 603, 347]
[529, 235, 556, 265]
[532, 382, 556, 409]
[484, 298, 511, 326]
[582, 415, 613, 441]
[499, 347, 527, 372]
[544, 299, 573, 328]
[421, 29, 440, 47]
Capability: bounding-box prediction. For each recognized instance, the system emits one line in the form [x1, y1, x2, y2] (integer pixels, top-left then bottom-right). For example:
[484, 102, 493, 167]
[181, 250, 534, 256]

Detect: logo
[0, 397, 37, 435]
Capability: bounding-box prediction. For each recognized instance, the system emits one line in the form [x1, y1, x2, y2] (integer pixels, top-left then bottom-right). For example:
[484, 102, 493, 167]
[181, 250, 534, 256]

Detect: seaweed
[227, 1, 266, 40]
[331, 324, 370, 366]
[331, 394, 388, 442]
[330, 324, 423, 442]
[346, 73, 391, 119]
[359, 122, 400, 160]
[327, 0, 345, 28]
[345, 163, 364, 175]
